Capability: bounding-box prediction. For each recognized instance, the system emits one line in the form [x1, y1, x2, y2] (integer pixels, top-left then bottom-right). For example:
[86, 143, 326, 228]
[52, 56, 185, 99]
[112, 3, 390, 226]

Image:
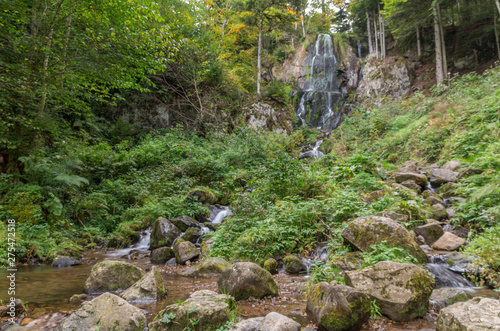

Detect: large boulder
[151, 247, 175, 264]
[283, 255, 307, 274]
[436, 297, 500, 331]
[429, 168, 458, 184]
[263, 258, 278, 275]
[394, 172, 428, 186]
[330, 252, 363, 275]
[187, 189, 216, 204]
[430, 288, 472, 311]
[181, 257, 231, 278]
[173, 239, 200, 265]
[414, 223, 444, 246]
[150, 217, 181, 250]
[121, 266, 167, 302]
[171, 215, 200, 232]
[218, 262, 279, 300]
[257, 312, 301, 331]
[230, 317, 264, 331]
[432, 204, 448, 221]
[345, 261, 435, 322]
[83, 260, 145, 294]
[149, 290, 235, 331]
[431, 232, 466, 251]
[55, 293, 147, 331]
[182, 227, 203, 243]
[306, 282, 371, 331]
[341, 216, 427, 264]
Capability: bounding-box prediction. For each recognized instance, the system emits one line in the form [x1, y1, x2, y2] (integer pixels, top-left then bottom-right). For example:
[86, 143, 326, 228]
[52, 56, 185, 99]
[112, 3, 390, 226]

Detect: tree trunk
[373, 12, 379, 59]
[438, 4, 448, 80]
[495, 11, 500, 59]
[366, 11, 373, 54]
[301, 13, 306, 37]
[417, 25, 422, 57]
[379, 4, 385, 59]
[38, 27, 54, 117]
[495, 0, 500, 15]
[257, 16, 262, 99]
[433, 3, 444, 85]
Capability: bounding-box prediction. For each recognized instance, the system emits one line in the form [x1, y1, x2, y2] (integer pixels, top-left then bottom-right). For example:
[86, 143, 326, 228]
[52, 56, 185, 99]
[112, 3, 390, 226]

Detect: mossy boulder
[83, 260, 145, 294]
[345, 261, 435, 322]
[263, 258, 278, 275]
[436, 297, 500, 331]
[181, 257, 231, 278]
[330, 252, 363, 275]
[200, 238, 214, 257]
[414, 223, 444, 246]
[394, 172, 428, 186]
[218, 262, 279, 300]
[51, 256, 81, 268]
[121, 266, 167, 302]
[430, 288, 472, 311]
[306, 282, 371, 331]
[108, 223, 141, 248]
[341, 216, 427, 264]
[55, 293, 147, 331]
[151, 247, 175, 264]
[173, 239, 200, 265]
[400, 180, 422, 193]
[150, 217, 181, 250]
[149, 290, 235, 331]
[283, 255, 307, 274]
[432, 204, 448, 221]
[187, 188, 216, 204]
[429, 168, 458, 184]
[182, 227, 203, 243]
[171, 215, 200, 232]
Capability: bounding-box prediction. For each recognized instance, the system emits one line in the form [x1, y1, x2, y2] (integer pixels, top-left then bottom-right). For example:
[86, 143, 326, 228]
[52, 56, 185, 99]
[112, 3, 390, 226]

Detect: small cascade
[107, 227, 151, 258]
[301, 257, 314, 275]
[209, 206, 233, 225]
[425, 254, 475, 288]
[296, 34, 347, 131]
[299, 140, 324, 160]
[357, 39, 362, 59]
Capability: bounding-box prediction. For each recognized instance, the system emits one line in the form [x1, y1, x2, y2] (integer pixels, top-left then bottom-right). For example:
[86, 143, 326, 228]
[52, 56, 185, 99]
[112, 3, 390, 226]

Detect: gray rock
[181, 257, 231, 278]
[171, 215, 200, 232]
[149, 290, 235, 331]
[432, 204, 448, 220]
[446, 208, 456, 219]
[230, 317, 264, 331]
[218, 262, 278, 300]
[258, 312, 301, 331]
[121, 266, 166, 302]
[241, 102, 292, 134]
[442, 160, 461, 171]
[398, 161, 420, 173]
[182, 227, 203, 243]
[457, 168, 484, 179]
[51, 256, 81, 268]
[430, 168, 458, 184]
[401, 180, 422, 193]
[166, 257, 176, 265]
[341, 216, 427, 264]
[436, 297, 500, 331]
[415, 223, 445, 246]
[330, 252, 363, 275]
[263, 258, 278, 275]
[0, 299, 25, 317]
[283, 255, 307, 274]
[83, 260, 145, 294]
[55, 293, 146, 331]
[394, 172, 428, 186]
[392, 183, 419, 197]
[345, 261, 435, 322]
[151, 247, 175, 264]
[430, 288, 472, 311]
[306, 282, 371, 331]
[150, 217, 181, 250]
[431, 232, 466, 251]
[200, 238, 214, 257]
[426, 196, 446, 207]
[374, 211, 410, 223]
[69, 294, 91, 305]
[173, 239, 200, 265]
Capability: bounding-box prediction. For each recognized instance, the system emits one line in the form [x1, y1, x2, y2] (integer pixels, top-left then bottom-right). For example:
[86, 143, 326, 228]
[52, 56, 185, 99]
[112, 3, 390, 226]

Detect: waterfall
[296, 34, 347, 131]
[357, 39, 362, 59]
[107, 227, 151, 258]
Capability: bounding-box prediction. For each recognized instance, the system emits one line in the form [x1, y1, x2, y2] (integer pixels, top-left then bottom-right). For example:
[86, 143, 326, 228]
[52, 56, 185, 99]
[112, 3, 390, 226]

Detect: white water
[107, 227, 151, 257]
[212, 209, 233, 225]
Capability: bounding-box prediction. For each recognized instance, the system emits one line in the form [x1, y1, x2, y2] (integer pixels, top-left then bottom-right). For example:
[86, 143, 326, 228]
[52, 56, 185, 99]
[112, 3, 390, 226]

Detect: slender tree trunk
[434, 3, 444, 85]
[366, 11, 373, 54]
[301, 13, 306, 37]
[438, 4, 448, 80]
[378, 4, 385, 59]
[495, 0, 500, 16]
[417, 25, 422, 57]
[495, 11, 500, 59]
[373, 12, 379, 59]
[257, 16, 262, 99]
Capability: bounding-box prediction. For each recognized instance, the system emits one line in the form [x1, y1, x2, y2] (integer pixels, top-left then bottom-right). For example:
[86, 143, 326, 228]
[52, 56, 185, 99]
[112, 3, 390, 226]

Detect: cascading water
[425, 254, 475, 288]
[296, 34, 347, 131]
[209, 205, 233, 225]
[107, 227, 151, 258]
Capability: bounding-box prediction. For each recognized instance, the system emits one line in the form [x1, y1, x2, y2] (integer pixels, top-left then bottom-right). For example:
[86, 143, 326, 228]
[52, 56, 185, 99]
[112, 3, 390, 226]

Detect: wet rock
[173, 239, 199, 265]
[0, 299, 26, 317]
[218, 262, 278, 300]
[166, 258, 176, 266]
[436, 297, 500, 331]
[429, 168, 458, 184]
[51, 256, 81, 268]
[263, 258, 278, 275]
[171, 215, 200, 232]
[150, 217, 182, 250]
[430, 288, 472, 311]
[394, 172, 428, 186]
[415, 224, 444, 246]
[374, 211, 409, 223]
[83, 260, 145, 294]
[181, 257, 231, 278]
[341, 216, 427, 264]
[442, 160, 461, 171]
[69, 294, 91, 305]
[432, 204, 448, 221]
[420, 245, 434, 253]
[200, 238, 214, 257]
[401, 180, 422, 193]
[431, 232, 466, 251]
[306, 282, 371, 331]
[345, 261, 435, 322]
[182, 227, 203, 243]
[55, 293, 146, 331]
[187, 188, 216, 204]
[330, 252, 363, 274]
[392, 183, 419, 197]
[283, 255, 307, 274]
[149, 290, 235, 331]
[121, 266, 166, 302]
[457, 168, 484, 179]
[151, 247, 175, 264]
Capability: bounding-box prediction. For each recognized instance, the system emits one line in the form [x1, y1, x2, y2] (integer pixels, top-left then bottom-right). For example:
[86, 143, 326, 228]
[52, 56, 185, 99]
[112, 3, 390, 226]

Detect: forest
[1, 0, 500, 330]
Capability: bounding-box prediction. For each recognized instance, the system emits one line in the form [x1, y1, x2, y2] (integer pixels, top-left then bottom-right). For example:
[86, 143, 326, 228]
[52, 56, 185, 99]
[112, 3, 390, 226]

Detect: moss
[283, 255, 306, 274]
[187, 188, 215, 204]
[263, 258, 278, 274]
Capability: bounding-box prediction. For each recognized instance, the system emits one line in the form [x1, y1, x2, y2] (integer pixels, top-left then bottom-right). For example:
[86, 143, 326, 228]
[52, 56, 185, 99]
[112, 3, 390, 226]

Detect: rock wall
[242, 102, 293, 134]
